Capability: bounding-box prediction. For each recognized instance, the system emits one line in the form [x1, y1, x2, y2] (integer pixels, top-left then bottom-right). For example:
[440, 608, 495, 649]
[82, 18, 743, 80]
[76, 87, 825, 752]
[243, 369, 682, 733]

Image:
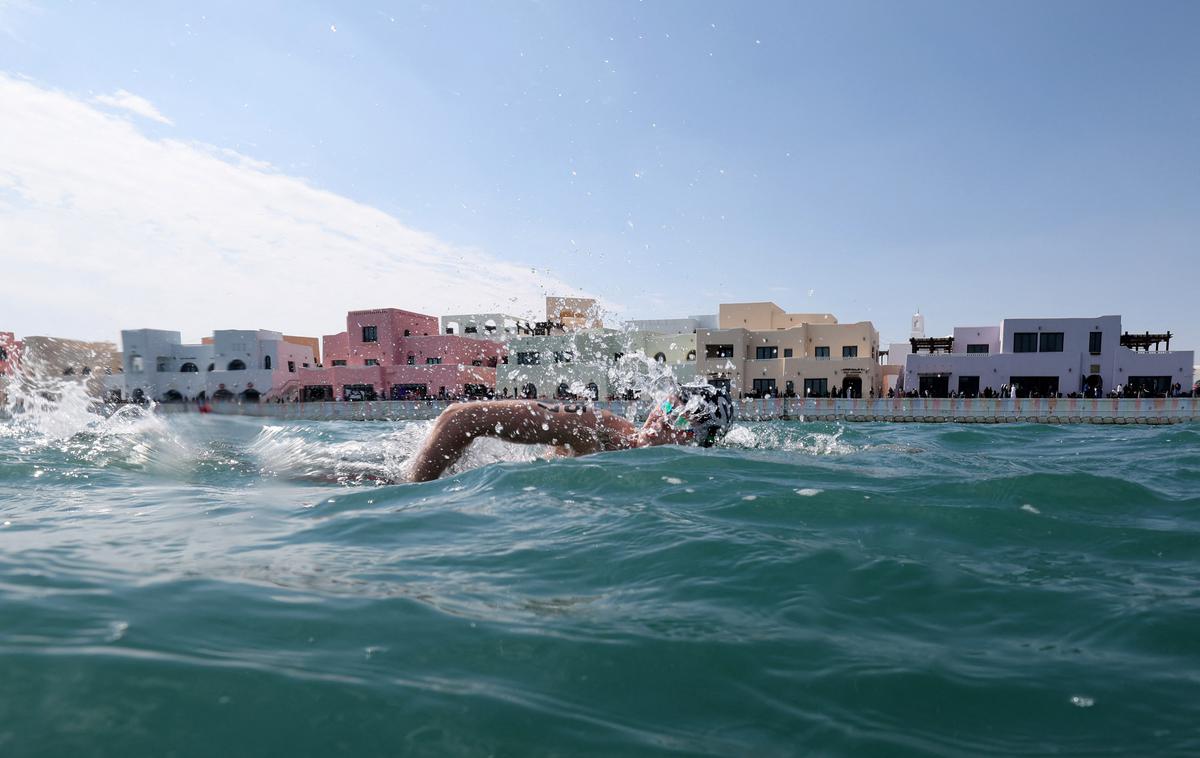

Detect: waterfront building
[297, 308, 504, 401]
[203, 334, 322, 365]
[108, 329, 315, 402]
[0, 332, 23, 404]
[439, 313, 532, 341]
[902, 315, 1194, 397]
[500, 329, 624, 400]
[695, 302, 881, 398]
[546, 296, 604, 330]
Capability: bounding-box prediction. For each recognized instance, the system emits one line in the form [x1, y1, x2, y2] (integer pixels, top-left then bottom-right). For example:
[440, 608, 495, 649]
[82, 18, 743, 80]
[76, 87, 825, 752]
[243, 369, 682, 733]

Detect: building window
[613, 352, 624, 362]
[783, 348, 793, 358]
[207, 363, 215, 372]
[755, 346, 778, 360]
[288, 361, 296, 373]
[365, 358, 379, 366]
[815, 346, 829, 359]
[63, 367, 75, 376]
[686, 350, 696, 361]
[517, 351, 541, 365]
[331, 360, 347, 367]
[0, 347, 6, 361]
[403, 329, 411, 337]
[1039, 332, 1064, 352]
[180, 362, 199, 373]
[465, 326, 478, 334]
[227, 359, 246, 370]
[264, 355, 272, 370]
[706, 344, 734, 359]
[362, 326, 378, 343]
[751, 378, 776, 396]
[785, 380, 795, 396]
[426, 357, 442, 365]
[967, 344, 989, 354]
[131, 355, 144, 372]
[842, 346, 858, 358]
[803, 378, 828, 396]
[654, 352, 667, 363]
[554, 351, 574, 363]
[1012, 332, 1038, 353]
[1089, 331, 1102, 354]
[406, 354, 415, 365]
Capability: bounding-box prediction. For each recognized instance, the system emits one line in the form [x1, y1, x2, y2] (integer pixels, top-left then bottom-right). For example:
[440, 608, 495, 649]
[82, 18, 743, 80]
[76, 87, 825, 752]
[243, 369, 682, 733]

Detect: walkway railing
[165, 397, 1200, 424]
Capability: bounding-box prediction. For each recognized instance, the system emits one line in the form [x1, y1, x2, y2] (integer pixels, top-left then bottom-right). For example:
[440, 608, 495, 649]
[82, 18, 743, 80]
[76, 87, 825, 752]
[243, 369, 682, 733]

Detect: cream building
[9, 336, 122, 400]
[696, 302, 881, 398]
[545, 296, 604, 330]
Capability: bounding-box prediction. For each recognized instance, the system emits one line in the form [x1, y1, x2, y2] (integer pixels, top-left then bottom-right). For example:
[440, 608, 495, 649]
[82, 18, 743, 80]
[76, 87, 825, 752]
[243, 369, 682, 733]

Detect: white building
[107, 329, 316, 402]
[903, 315, 1193, 397]
[440, 313, 532, 341]
[500, 330, 624, 400]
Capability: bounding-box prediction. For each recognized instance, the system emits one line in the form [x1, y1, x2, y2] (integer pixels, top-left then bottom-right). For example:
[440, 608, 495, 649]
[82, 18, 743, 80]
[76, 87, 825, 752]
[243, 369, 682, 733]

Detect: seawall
[166, 397, 1200, 424]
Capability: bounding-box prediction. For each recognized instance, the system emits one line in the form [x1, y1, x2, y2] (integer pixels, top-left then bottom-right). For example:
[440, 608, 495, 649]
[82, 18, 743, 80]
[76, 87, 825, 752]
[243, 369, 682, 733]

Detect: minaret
[910, 309, 926, 340]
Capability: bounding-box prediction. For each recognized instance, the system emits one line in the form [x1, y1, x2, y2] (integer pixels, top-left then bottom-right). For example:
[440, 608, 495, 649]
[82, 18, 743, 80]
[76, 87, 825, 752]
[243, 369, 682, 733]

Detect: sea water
[1, 408, 1198, 756]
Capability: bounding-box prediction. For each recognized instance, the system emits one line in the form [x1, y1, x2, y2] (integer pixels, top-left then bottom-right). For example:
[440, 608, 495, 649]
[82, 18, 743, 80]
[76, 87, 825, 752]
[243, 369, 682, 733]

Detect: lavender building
[902, 315, 1192, 398]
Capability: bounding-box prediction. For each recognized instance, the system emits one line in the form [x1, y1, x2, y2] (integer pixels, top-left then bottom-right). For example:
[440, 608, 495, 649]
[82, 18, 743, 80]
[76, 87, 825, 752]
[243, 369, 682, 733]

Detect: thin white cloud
[91, 88, 174, 126]
[0, 73, 590, 343]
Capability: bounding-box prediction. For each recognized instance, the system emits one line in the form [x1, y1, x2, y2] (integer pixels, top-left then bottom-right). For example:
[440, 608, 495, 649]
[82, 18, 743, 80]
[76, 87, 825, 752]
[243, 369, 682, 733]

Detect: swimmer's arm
[409, 401, 623, 482]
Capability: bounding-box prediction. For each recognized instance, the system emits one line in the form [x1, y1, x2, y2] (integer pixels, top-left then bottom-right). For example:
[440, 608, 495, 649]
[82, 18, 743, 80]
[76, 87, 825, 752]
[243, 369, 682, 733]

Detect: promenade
[170, 397, 1200, 424]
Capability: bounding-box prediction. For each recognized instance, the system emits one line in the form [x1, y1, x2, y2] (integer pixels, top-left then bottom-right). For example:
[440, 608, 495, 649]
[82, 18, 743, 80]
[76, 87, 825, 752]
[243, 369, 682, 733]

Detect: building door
[918, 375, 949, 397]
[1084, 374, 1103, 398]
[303, 385, 334, 402]
[390, 384, 427, 400]
[841, 377, 862, 398]
[957, 376, 980, 397]
[522, 383, 538, 399]
[342, 384, 377, 401]
[751, 378, 776, 397]
[1009, 376, 1059, 398]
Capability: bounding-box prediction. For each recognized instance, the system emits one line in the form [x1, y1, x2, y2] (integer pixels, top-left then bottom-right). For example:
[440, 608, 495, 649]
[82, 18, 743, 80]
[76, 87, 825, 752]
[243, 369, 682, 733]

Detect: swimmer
[407, 381, 733, 482]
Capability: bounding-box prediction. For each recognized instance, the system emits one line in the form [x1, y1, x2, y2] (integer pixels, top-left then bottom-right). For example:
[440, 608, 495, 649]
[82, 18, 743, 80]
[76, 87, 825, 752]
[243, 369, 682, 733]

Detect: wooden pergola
[1120, 331, 1172, 352]
[910, 336, 954, 354]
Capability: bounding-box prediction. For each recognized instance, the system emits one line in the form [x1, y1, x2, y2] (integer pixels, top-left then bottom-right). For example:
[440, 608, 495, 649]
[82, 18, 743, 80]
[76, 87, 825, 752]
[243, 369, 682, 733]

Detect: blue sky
[1, 0, 1197, 350]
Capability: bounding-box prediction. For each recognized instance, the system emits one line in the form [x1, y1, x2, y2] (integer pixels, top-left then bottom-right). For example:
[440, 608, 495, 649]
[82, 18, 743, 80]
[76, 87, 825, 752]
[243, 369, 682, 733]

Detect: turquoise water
[1, 409, 1198, 756]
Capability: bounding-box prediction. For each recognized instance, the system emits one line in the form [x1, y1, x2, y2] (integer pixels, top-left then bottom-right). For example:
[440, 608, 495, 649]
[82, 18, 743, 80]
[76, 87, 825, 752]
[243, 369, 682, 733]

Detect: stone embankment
[170, 397, 1200, 424]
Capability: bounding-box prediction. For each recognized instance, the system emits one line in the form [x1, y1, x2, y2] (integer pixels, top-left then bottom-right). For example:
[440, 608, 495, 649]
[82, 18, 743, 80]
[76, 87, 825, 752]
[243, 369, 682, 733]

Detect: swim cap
[675, 381, 734, 447]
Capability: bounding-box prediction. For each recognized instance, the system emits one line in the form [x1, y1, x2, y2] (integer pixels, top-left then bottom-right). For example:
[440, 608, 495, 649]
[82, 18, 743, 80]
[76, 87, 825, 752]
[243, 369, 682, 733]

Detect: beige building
[10, 336, 122, 400]
[546, 296, 604, 331]
[696, 302, 880, 398]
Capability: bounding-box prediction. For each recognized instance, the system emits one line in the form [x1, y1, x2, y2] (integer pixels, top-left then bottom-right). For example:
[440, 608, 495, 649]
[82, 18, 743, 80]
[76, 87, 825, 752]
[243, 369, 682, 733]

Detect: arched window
[207, 363, 215, 372]
[522, 383, 537, 399]
[180, 362, 199, 373]
[227, 359, 246, 371]
[686, 350, 696, 361]
[557, 382, 571, 399]
[586, 382, 599, 400]
[654, 352, 667, 363]
[263, 356, 272, 370]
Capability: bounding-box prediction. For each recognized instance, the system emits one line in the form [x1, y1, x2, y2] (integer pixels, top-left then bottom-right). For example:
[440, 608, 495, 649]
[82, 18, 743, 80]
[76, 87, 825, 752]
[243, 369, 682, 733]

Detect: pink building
[0, 331, 23, 377]
[298, 308, 507, 401]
